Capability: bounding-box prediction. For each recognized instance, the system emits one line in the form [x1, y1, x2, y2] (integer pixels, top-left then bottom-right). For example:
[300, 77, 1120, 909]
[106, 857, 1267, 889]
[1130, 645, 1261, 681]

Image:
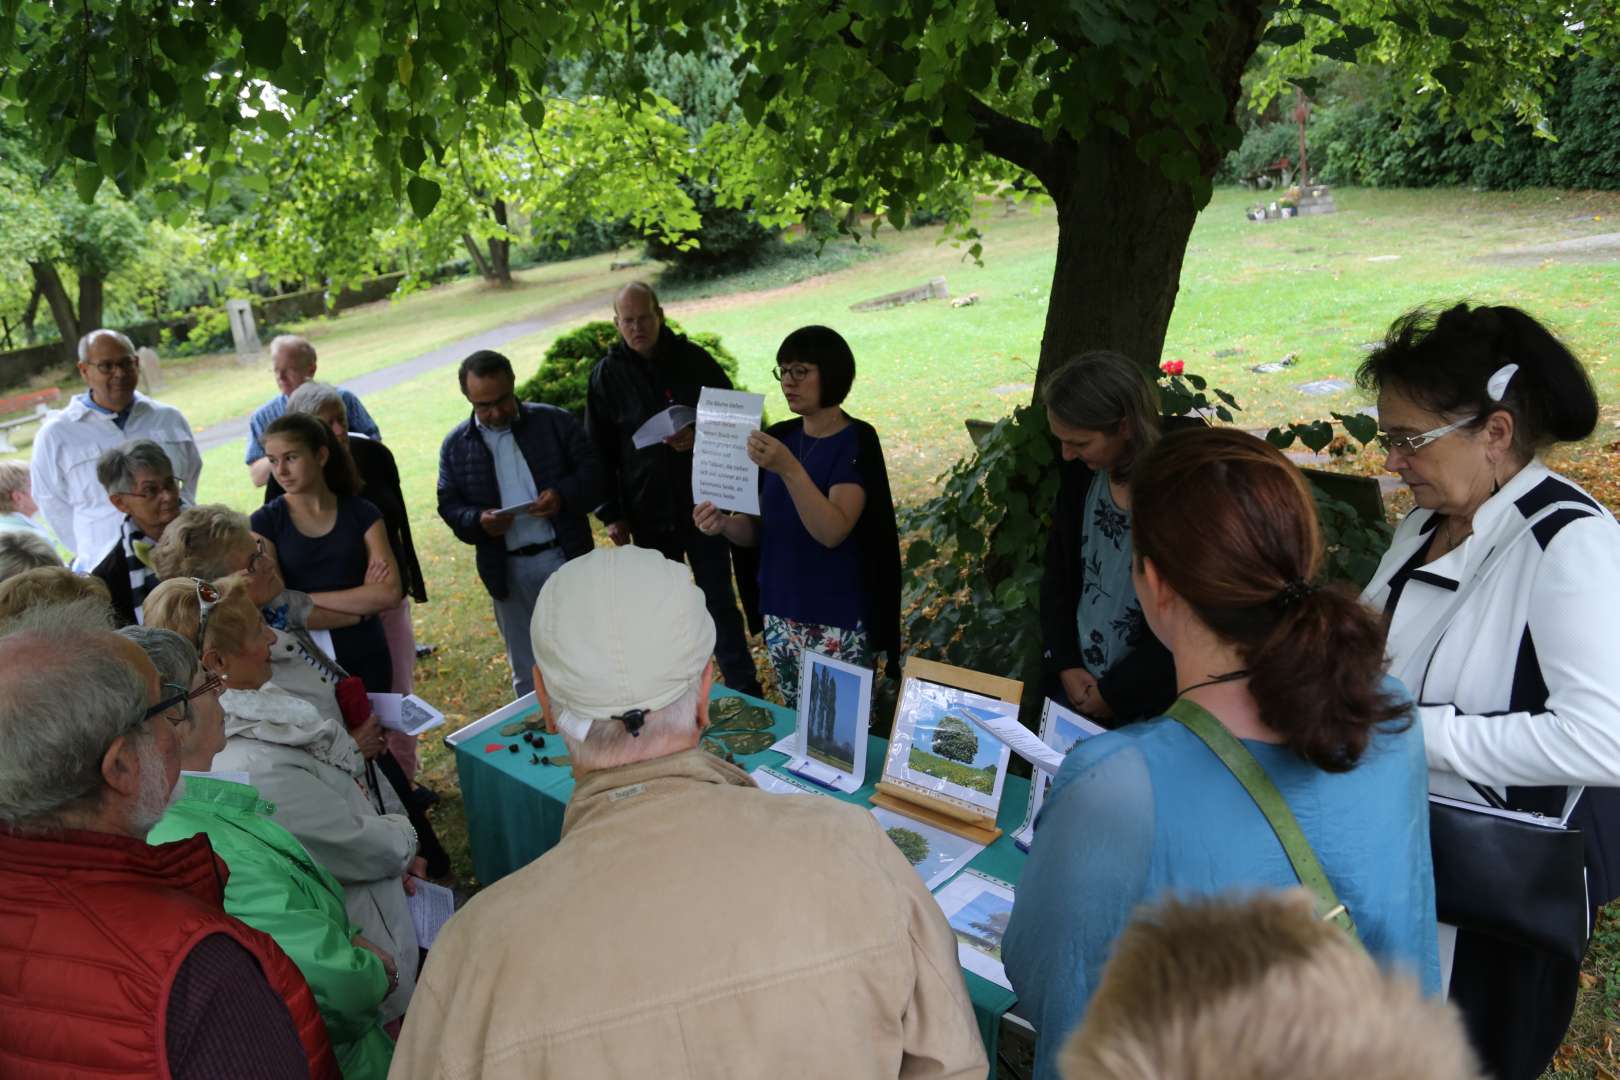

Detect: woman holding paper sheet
[142, 575, 423, 1026]
[1038, 352, 1199, 726]
[1357, 303, 1620, 1080]
[131, 625, 398, 1080]
[1005, 428, 1437, 1080]
[693, 325, 901, 704]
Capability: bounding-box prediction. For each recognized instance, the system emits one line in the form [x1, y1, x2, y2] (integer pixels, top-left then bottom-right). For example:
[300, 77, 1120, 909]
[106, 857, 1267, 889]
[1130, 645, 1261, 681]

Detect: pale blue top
[1075, 470, 1143, 677]
[477, 419, 555, 551]
[1003, 675, 1439, 1080]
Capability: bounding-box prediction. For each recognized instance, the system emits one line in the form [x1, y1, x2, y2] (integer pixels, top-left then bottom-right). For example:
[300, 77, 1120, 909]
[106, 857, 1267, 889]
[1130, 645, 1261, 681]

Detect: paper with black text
[692, 388, 765, 514]
[975, 711, 1083, 776]
[407, 879, 455, 950]
[369, 693, 445, 736]
[632, 404, 696, 449]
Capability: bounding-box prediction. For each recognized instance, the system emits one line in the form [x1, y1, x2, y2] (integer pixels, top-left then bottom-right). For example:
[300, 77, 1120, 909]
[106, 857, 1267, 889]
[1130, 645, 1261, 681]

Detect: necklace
[1434, 514, 1473, 558]
[1178, 668, 1249, 696]
[796, 428, 825, 474]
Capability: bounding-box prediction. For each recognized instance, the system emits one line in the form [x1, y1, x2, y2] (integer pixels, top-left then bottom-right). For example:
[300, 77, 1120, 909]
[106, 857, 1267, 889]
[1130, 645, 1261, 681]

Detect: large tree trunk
[488, 198, 512, 285]
[1033, 137, 1203, 386]
[76, 272, 104, 336]
[461, 233, 492, 280]
[30, 261, 78, 361]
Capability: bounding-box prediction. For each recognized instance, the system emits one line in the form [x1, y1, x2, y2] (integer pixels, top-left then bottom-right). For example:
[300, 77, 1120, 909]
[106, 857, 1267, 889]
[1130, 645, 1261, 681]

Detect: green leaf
[73, 162, 102, 201]
[1333, 411, 1379, 445]
[1387, 10, 1421, 32]
[1432, 63, 1466, 94]
[1265, 427, 1298, 449]
[1428, 15, 1468, 39]
[400, 135, 426, 171]
[905, 539, 936, 569]
[520, 96, 546, 129]
[68, 122, 97, 162]
[1297, 420, 1334, 452]
[1261, 22, 1306, 46]
[258, 109, 289, 137]
[406, 174, 441, 219]
[244, 14, 289, 69]
[1341, 25, 1376, 48]
[1295, 0, 1339, 21]
[150, 69, 180, 107]
[1311, 36, 1360, 62]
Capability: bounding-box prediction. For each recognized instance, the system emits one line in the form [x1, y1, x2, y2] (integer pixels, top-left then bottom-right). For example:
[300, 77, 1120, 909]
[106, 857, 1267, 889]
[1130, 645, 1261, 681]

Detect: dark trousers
[636, 522, 762, 696]
[1450, 930, 1580, 1080]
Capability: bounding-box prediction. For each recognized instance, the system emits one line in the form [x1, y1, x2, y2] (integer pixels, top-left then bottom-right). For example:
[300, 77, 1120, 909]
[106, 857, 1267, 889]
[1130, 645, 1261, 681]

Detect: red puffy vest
[0, 826, 339, 1079]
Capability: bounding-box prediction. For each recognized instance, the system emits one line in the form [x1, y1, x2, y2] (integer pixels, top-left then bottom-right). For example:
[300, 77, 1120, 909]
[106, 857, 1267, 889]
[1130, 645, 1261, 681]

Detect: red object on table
[484, 743, 504, 753]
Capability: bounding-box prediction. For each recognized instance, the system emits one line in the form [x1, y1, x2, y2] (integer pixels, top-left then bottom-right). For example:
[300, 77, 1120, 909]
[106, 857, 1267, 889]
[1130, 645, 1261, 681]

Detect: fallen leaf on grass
[1581, 970, 1601, 989]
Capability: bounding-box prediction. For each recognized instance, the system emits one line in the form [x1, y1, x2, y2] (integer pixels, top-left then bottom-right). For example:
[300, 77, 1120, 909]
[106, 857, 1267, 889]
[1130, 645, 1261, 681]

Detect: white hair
[560, 684, 703, 769]
[77, 328, 135, 364]
[270, 334, 317, 368]
[285, 380, 344, 417]
[0, 600, 152, 828]
[0, 530, 61, 582]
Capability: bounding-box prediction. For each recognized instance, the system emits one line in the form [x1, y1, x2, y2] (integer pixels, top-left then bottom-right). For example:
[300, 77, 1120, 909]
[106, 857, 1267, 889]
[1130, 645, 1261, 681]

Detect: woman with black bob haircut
[1006, 427, 1437, 1080]
[1038, 351, 1201, 725]
[694, 325, 900, 703]
[1358, 302, 1620, 1080]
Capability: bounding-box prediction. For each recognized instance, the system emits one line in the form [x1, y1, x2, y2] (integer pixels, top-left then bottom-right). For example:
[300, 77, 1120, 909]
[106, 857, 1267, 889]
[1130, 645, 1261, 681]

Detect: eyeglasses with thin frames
[121, 476, 181, 501]
[1375, 415, 1478, 455]
[87, 356, 139, 377]
[145, 673, 226, 726]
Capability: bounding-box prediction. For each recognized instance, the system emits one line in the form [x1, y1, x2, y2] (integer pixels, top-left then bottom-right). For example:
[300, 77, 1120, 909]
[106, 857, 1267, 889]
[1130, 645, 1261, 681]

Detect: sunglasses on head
[192, 579, 222, 650]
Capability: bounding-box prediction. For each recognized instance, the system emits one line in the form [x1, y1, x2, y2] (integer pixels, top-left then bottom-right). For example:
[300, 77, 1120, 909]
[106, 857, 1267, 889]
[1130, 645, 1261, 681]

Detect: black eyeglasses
[771, 364, 816, 384]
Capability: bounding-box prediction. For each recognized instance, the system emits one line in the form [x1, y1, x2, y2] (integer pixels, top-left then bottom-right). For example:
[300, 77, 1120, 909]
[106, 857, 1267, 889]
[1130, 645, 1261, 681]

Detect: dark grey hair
[1041, 351, 1163, 474]
[286, 380, 345, 418]
[0, 531, 61, 582]
[95, 439, 176, 496]
[77, 328, 135, 364]
[0, 599, 151, 828]
[119, 625, 198, 694]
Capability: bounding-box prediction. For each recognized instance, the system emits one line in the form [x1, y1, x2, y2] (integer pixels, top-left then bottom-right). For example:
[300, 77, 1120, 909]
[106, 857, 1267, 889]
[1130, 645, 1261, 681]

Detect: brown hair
[1062, 891, 1481, 1080]
[0, 568, 113, 622]
[1130, 428, 1405, 770]
[142, 575, 262, 656]
[263, 412, 361, 496]
[1041, 351, 1163, 478]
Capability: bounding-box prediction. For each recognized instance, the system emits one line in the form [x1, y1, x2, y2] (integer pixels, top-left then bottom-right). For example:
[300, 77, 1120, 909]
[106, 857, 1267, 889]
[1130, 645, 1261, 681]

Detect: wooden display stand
[870, 657, 1022, 846]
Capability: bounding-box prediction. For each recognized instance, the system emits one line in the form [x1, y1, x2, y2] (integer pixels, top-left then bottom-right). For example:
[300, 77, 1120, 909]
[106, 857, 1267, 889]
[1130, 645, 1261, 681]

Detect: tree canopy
[4, 0, 1615, 374]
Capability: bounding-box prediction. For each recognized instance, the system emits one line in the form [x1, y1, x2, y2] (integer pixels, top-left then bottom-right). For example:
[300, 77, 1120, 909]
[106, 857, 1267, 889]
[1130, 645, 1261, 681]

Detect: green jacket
[148, 775, 395, 1079]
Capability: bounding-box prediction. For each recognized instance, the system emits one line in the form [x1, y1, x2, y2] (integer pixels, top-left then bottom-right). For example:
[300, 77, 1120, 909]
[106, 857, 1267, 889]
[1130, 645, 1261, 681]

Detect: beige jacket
[391, 749, 986, 1080]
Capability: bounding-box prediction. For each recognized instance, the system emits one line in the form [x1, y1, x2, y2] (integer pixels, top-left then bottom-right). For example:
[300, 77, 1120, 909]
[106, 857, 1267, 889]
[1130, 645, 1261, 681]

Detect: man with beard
[0, 601, 338, 1079]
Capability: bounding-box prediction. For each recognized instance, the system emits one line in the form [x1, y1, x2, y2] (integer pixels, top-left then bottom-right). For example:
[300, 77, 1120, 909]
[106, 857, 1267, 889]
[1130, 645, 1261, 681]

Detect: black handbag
[1428, 784, 1588, 963]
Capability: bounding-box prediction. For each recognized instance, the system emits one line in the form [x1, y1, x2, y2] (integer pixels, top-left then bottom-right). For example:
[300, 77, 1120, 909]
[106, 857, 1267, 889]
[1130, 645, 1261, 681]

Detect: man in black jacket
[439, 350, 599, 697]
[584, 283, 763, 697]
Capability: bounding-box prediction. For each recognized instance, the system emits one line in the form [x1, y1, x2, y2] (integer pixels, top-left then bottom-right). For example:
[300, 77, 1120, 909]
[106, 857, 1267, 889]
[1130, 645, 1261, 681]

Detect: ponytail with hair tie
[1275, 579, 1317, 608]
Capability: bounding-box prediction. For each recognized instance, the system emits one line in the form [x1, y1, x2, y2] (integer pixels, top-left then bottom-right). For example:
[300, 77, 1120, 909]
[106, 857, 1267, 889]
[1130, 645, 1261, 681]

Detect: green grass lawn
[15, 185, 1620, 1077]
[907, 747, 998, 795]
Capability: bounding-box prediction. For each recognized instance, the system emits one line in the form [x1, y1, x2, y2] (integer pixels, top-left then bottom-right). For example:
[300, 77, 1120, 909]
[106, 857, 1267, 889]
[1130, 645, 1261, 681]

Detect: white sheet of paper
[975, 710, 1098, 776]
[768, 733, 797, 756]
[494, 501, 534, 516]
[407, 879, 456, 950]
[369, 693, 446, 736]
[692, 387, 765, 515]
[307, 627, 335, 659]
[632, 405, 697, 449]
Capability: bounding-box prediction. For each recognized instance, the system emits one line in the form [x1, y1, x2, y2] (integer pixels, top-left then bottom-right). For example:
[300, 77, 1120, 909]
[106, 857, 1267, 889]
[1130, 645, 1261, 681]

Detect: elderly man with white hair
[392, 546, 986, 1080]
[29, 328, 202, 569]
[247, 334, 380, 488]
[0, 601, 338, 1079]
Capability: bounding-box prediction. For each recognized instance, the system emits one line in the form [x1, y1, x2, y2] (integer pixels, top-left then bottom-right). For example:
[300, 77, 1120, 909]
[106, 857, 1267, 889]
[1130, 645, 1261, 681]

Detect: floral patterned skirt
[763, 614, 870, 707]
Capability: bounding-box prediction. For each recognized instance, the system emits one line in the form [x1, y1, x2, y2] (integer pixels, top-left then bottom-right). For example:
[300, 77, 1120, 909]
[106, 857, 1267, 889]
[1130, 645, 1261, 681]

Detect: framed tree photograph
[785, 649, 872, 794]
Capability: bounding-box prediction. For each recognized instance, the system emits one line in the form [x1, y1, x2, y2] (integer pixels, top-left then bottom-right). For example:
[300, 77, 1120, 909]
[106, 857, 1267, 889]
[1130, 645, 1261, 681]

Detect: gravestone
[225, 299, 261, 356]
[1295, 377, 1350, 397]
[850, 276, 949, 312]
[136, 346, 161, 393]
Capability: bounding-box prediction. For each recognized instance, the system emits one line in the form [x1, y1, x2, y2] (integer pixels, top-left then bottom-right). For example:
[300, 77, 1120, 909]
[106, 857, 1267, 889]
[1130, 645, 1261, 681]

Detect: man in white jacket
[30, 329, 202, 570]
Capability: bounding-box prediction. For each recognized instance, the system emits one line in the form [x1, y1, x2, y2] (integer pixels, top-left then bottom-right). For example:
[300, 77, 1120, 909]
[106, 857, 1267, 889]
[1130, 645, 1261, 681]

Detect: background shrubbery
[514, 318, 744, 416]
[1220, 56, 1620, 192]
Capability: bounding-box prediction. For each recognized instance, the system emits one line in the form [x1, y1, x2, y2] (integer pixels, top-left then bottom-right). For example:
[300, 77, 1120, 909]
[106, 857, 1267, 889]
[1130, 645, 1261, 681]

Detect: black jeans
[635, 521, 763, 696]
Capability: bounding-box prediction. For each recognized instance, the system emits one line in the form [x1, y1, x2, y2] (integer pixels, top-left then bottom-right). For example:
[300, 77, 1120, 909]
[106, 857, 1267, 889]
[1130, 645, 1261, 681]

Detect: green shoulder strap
[1166, 698, 1363, 946]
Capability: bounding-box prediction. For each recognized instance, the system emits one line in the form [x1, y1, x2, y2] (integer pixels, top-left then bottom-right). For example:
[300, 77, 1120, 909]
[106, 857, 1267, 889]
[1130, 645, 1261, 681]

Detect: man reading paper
[584, 281, 763, 697]
[438, 349, 600, 697]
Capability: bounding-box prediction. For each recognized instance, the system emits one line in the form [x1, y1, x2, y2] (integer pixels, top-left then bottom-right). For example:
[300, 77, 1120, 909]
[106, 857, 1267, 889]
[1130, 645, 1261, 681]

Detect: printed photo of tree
[907, 707, 1002, 795]
[805, 659, 861, 772]
[947, 887, 1015, 962]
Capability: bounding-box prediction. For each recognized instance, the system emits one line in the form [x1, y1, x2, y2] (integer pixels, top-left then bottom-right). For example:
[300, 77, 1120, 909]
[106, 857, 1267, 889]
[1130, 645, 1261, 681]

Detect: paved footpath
[196, 291, 613, 452]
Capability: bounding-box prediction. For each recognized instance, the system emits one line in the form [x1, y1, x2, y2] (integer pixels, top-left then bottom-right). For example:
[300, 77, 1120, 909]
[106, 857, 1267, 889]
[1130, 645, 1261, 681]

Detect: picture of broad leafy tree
[886, 826, 929, 867]
[805, 662, 859, 772]
[909, 708, 998, 795]
[951, 895, 1013, 961]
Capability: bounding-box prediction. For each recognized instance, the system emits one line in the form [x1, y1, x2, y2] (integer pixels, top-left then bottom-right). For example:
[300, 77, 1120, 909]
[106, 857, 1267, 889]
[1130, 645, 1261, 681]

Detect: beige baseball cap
[528, 546, 716, 741]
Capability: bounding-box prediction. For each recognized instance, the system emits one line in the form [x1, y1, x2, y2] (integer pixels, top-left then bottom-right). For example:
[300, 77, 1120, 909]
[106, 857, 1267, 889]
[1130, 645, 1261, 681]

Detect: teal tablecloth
[453, 686, 1027, 1072]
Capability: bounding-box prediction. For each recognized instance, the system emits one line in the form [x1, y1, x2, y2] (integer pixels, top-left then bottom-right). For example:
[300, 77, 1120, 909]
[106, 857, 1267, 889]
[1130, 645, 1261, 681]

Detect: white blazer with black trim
[1362, 460, 1620, 816]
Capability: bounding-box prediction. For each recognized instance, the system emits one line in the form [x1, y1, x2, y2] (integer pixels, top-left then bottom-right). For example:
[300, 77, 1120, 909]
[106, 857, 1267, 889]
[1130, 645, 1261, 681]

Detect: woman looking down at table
[252, 413, 402, 694]
[1004, 427, 1437, 1080]
[1357, 303, 1620, 1080]
[693, 325, 900, 703]
[1038, 352, 1196, 726]
[142, 575, 422, 1026]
